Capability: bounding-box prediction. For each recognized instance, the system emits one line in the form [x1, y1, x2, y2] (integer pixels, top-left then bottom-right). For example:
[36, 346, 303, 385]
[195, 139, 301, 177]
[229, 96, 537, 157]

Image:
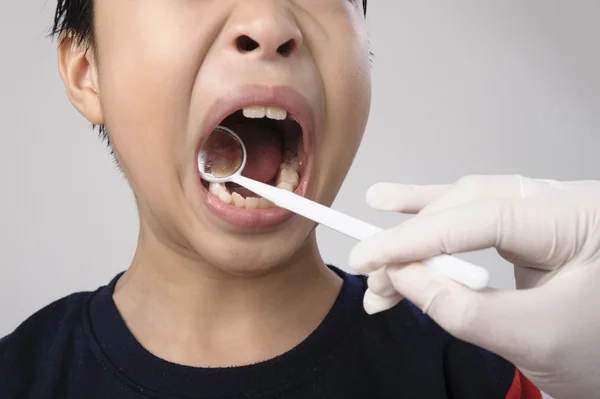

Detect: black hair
[50, 0, 368, 148]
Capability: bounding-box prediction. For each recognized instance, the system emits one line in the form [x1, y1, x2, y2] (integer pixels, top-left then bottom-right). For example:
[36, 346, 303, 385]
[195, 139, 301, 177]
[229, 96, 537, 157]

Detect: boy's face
[75, 0, 371, 274]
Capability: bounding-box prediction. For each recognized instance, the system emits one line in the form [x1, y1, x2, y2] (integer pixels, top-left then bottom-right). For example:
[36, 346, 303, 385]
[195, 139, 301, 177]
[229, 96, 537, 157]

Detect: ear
[58, 34, 104, 125]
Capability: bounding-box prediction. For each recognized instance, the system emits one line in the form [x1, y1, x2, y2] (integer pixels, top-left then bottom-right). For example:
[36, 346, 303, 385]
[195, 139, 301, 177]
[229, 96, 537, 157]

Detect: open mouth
[196, 88, 314, 229]
[202, 106, 304, 208]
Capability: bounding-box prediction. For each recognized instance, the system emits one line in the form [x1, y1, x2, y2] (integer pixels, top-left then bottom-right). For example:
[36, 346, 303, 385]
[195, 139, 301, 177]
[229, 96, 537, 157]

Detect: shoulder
[1, 290, 91, 344]
[0, 291, 93, 382]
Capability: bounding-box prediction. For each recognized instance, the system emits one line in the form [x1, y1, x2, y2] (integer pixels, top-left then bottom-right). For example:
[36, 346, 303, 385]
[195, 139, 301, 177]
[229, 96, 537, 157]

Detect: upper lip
[197, 85, 315, 161]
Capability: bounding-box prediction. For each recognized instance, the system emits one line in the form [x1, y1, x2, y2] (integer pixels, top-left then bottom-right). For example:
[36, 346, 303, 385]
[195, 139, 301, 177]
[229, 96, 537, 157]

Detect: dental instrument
[198, 126, 490, 290]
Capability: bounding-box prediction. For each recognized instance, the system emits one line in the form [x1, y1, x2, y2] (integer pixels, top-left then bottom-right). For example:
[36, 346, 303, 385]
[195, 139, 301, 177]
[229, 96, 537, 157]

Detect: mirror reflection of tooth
[245, 197, 260, 209]
[234, 156, 243, 171]
[277, 182, 295, 192]
[232, 192, 246, 208]
[218, 191, 232, 204]
[212, 158, 235, 178]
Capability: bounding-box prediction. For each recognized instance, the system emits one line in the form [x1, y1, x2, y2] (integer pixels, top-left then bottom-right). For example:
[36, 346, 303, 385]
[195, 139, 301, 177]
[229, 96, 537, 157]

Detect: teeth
[218, 190, 232, 204]
[245, 197, 260, 209]
[259, 198, 273, 209]
[287, 159, 301, 173]
[209, 185, 278, 209]
[280, 168, 299, 187]
[275, 154, 302, 193]
[265, 107, 287, 120]
[281, 150, 301, 173]
[242, 105, 287, 121]
[207, 153, 303, 208]
[232, 192, 246, 208]
[209, 182, 226, 196]
[243, 106, 266, 119]
[277, 182, 295, 192]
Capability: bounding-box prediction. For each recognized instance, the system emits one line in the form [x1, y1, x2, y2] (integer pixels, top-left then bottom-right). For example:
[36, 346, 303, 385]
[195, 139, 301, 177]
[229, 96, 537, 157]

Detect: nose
[226, 4, 303, 59]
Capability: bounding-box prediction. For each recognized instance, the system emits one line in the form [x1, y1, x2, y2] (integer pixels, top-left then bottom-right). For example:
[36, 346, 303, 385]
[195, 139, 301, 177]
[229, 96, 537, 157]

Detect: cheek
[316, 37, 371, 199]
[93, 2, 212, 188]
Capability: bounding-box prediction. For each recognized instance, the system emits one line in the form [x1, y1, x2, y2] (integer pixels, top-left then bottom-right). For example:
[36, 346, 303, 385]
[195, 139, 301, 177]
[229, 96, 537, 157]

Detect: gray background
[2, 2, 600, 397]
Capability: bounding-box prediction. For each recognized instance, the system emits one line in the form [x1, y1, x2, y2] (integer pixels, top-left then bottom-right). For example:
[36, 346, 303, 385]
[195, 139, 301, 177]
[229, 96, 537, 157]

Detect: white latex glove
[349, 175, 600, 399]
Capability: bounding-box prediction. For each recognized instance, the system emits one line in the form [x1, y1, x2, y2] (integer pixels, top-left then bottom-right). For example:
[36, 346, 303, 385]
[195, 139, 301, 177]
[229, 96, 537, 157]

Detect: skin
[58, 0, 371, 367]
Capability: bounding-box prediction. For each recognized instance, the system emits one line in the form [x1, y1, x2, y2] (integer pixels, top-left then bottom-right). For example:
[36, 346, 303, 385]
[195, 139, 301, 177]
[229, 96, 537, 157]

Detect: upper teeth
[242, 106, 287, 121]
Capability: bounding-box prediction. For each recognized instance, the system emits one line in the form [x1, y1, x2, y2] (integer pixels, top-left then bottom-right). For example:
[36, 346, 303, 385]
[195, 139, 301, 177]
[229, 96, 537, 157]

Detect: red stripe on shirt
[505, 369, 543, 399]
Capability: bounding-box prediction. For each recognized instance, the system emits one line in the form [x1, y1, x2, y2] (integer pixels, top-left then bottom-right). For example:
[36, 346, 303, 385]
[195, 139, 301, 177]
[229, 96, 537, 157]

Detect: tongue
[231, 123, 282, 183]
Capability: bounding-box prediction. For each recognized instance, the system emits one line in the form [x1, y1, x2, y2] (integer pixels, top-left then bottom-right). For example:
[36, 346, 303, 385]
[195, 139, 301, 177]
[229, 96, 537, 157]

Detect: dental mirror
[198, 126, 491, 291]
[197, 126, 246, 183]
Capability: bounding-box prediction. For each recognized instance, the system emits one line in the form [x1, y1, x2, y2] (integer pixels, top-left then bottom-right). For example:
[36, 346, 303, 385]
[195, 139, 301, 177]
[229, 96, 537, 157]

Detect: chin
[197, 245, 302, 278]
[182, 219, 315, 277]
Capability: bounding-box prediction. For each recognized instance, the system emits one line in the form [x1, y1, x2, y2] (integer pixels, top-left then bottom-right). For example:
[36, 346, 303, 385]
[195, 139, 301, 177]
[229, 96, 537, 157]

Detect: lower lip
[197, 172, 311, 229]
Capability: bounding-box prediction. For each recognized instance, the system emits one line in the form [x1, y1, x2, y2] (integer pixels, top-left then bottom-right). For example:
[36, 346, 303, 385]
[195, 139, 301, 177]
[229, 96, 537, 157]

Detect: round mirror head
[197, 126, 246, 183]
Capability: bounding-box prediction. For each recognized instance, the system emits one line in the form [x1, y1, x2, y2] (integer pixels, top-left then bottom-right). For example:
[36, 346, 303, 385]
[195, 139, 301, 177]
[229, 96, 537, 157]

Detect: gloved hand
[349, 175, 600, 399]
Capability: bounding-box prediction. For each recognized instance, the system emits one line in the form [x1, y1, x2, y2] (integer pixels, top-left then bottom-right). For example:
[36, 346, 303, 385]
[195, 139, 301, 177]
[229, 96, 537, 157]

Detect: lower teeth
[207, 155, 301, 209]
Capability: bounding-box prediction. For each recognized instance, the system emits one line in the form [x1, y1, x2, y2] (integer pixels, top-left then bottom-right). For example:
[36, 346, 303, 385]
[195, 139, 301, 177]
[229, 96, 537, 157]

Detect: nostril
[277, 39, 296, 57]
[236, 35, 260, 53]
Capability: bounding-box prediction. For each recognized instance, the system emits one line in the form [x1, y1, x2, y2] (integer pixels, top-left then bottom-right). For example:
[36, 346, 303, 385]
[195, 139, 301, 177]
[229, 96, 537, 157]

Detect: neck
[113, 224, 343, 368]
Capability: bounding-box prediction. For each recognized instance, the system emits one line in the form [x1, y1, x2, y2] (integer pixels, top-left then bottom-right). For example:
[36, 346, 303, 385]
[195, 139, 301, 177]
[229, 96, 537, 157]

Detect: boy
[0, 1, 541, 398]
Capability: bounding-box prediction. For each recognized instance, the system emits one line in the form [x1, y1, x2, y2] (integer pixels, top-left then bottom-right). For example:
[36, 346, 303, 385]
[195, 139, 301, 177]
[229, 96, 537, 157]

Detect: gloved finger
[420, 175, 524, 215]
[366, 176, 592, 217]
[366, 183, 450, 213]
[364, 268, 404, 314]
[363, 288, 403, 315]
[365, 175, 537, 218]
[367, 267, 398, 297]
[384, 262, 474, 319]
[350, 195, 570, 273]
[350, 198, 506, 272]
[382, 262, 557, 372]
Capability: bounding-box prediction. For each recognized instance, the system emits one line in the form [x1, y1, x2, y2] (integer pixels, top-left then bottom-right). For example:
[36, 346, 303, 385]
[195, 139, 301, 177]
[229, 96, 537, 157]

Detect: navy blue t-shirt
[0, 267, 534, 398]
